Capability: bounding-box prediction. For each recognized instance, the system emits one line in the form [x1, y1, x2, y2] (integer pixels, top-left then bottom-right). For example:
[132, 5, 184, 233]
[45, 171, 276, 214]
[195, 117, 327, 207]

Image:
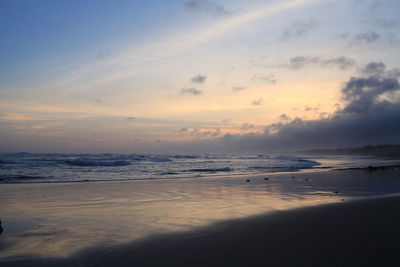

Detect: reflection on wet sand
[0, 168, 400, 261]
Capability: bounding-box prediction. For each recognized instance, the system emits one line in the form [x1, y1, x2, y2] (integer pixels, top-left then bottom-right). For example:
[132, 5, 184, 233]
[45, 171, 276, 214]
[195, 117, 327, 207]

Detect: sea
[1, 152, 400, 183]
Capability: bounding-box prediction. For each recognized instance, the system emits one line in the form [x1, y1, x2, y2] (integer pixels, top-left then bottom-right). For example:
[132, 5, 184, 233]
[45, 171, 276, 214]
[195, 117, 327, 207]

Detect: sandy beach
[77, 195, 400, 267]
[1, 168, 400, 266]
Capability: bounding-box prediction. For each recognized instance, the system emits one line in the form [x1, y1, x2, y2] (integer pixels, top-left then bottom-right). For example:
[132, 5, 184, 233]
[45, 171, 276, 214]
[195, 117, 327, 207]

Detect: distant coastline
[300, 144, 400, 158]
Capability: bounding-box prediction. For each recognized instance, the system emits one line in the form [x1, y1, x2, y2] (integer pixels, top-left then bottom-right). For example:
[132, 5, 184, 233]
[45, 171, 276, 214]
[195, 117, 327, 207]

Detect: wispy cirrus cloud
[30, 0, 321, 95]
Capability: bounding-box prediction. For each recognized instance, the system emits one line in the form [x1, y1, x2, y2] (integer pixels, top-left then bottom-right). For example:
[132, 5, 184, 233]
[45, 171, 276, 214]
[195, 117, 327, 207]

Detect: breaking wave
[65, 159, 132, 167]
[0, 153, 334, 183]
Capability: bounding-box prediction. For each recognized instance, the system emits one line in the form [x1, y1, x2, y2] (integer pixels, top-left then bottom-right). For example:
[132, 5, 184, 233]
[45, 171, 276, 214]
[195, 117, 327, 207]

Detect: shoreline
[1, 195, 400, 266]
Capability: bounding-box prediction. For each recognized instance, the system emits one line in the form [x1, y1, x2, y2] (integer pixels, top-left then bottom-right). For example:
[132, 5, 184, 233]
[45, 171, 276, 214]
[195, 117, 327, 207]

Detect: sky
[1, 0, 400, 153]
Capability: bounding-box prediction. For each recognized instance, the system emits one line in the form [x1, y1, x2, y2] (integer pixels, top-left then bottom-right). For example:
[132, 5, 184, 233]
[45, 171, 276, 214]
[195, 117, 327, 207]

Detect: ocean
[1, 152, 400, 183]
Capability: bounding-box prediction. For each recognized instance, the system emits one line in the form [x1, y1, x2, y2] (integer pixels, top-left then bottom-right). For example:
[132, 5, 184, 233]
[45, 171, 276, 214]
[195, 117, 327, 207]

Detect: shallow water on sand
[1, 168, 400, 260]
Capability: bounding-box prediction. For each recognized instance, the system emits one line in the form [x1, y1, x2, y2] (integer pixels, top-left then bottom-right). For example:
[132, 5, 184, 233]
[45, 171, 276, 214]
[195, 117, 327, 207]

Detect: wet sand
[92, 195, 400, 267]
[1, 168, 400, 266]
[1, 195, 400, 266]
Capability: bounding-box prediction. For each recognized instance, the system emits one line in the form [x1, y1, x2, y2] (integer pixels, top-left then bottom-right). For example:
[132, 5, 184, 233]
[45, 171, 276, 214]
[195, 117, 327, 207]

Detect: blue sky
[1, 0, 400, 153]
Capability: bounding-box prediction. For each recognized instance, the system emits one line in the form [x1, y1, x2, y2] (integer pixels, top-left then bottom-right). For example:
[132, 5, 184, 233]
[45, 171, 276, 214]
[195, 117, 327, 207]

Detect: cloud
[240, 123, 254, 130]
[368, 18, 400, 28]
[280, 18, 317, 40]
[96, 50, 112, 60]
[189, 128, 221, 138]
[191, 74, 207, 84]
[388, 68, 400, 79]
[232, 86, 247, 92]
[252, 98, 263, 106]
[259, 75, 278, 84]
[181, 88, 203, 95]
[354, 31, 380, 43]
[33, 0, 321, 101]
[340, 75, 399, 115]
[352, 0, 385, 9]
[213, 128, 221, 137]
[222, 118, 232, 124]
[361, 61, 386, 76]
[242, 63, 400, 150]
[286, 56, 356, 70]
[94, 98, 104, 104]
[338, 30, 398, 45]
[184, 0, 232, 16]
[279, 114, 291, 121]
[184, 62, 400, 153]
[304, 106, 319, 112]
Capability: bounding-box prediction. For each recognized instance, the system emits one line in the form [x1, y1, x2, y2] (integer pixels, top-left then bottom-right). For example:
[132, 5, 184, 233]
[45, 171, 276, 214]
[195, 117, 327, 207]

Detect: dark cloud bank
[165, 62, 400, 153]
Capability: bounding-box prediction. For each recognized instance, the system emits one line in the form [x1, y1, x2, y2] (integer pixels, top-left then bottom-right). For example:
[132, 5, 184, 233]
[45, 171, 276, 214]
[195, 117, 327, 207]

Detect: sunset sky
[1, 0, 400, 153]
